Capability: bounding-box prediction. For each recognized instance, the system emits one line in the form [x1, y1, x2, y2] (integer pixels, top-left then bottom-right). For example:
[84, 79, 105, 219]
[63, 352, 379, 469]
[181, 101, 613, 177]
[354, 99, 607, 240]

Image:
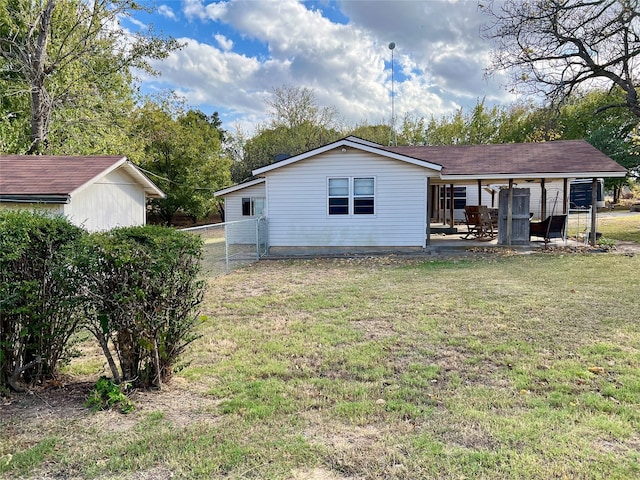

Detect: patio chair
[463, 205, 481, 239]
[463, 205, 494, 240]
[529, 214, 567, 244]
[478, 206, 495, 239]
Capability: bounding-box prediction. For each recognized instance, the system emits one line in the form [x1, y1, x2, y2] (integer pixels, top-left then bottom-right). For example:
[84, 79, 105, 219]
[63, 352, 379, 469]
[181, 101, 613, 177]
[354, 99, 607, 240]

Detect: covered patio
[383, 140, 628, 247]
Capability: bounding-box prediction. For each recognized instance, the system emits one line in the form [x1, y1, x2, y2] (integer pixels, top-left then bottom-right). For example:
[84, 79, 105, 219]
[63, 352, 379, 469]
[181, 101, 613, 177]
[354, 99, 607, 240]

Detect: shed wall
[65, 168, 146, 231]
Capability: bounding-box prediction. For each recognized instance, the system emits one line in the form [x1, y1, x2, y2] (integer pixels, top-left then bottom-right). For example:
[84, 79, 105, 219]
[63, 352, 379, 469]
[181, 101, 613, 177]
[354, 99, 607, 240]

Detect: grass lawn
[596, 213, 640, 243]
[2, 252, 640, 478]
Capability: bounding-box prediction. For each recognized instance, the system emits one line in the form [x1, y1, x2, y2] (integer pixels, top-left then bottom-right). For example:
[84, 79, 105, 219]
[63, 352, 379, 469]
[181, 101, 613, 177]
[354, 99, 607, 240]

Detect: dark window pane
[354, 197, 374, 215]
[242, 198, 251, 216]
[329, 197, 349, 215]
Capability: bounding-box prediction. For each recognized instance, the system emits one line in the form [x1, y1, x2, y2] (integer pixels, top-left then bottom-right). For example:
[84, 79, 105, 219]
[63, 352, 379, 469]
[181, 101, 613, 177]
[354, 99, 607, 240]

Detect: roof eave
[68, 158, 166, 199]
[439, 171, 628, 181]
[214, 178, 266, 197]
[0, 194, 71, 204]
[252, 138, 443, 176]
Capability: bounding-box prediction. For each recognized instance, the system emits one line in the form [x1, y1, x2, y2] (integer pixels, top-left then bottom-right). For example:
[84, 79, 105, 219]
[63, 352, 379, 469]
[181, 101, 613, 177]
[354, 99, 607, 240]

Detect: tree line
[1, 0, 638, 225]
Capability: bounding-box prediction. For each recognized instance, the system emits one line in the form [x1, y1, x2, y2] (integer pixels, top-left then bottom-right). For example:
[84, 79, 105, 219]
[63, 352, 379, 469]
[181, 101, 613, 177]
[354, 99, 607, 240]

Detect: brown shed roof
[0, 155, 164, 198]
[382, 140, 627, 178]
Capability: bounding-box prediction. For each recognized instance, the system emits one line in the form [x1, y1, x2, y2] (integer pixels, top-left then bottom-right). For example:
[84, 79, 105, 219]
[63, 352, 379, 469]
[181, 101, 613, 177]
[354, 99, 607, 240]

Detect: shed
[0, 155, 165, 232]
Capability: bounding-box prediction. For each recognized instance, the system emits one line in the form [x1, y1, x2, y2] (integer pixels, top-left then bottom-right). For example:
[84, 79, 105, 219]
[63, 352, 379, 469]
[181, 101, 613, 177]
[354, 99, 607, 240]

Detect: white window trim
[242, 196, 265, 217]
[327, 176, 376, 217]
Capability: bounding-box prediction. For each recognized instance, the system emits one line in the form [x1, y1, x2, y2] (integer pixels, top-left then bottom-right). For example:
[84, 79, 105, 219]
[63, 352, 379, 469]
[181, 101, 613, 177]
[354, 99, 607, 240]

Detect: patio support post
[435, 185, 439, 223]
[449, 183, 455, 228]
[590, 177, 598, 246]
[541, 178, 546, 219]
[507, 179, 514, 245]
[425, 177, 430, 247]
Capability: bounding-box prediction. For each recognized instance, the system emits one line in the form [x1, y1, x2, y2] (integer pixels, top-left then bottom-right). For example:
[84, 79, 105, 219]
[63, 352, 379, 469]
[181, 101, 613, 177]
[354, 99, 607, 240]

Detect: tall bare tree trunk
[26, 0, 55, 154]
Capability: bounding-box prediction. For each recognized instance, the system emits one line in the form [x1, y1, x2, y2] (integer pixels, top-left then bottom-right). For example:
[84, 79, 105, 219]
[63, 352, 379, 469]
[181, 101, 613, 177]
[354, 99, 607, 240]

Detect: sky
[125, 0, 518, 134]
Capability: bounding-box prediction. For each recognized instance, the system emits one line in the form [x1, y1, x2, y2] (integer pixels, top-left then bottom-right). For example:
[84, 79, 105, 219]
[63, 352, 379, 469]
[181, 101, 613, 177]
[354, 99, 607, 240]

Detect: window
[354, 177, 375, 215]
[242, 197, 265, 216]
[439, 186, 466, 210]
[328, 178, 349, 215]
[328, 177, 375, 215]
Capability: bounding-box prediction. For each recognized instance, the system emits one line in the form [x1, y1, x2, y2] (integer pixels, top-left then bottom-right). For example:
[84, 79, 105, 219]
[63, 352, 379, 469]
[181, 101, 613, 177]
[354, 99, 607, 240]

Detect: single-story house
[215, 137, 627, 254]
[0, 155, 165, 232]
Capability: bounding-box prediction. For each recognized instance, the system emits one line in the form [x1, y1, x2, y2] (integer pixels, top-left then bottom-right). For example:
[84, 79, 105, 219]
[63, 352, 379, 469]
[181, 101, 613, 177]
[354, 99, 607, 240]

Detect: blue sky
[124, 0, 517, 134]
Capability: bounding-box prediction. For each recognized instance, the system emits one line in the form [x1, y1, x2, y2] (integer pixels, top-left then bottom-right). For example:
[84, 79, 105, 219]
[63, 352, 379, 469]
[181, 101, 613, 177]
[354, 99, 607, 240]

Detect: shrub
[78, 225, 204, 388]
[84, 376, 134, 413]
[0, 210, 85, 391]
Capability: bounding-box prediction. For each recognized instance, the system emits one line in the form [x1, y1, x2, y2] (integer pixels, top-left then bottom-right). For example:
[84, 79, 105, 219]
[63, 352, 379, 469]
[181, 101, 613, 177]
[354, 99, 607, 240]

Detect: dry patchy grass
[2, 253, 640, 479]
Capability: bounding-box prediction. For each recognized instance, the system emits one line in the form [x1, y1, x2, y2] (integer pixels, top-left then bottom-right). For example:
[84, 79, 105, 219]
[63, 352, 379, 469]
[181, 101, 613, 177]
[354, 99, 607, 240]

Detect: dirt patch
[1, 380, 93, 424]
[1, 377, 221, 432]
[290, 467, 354, 480]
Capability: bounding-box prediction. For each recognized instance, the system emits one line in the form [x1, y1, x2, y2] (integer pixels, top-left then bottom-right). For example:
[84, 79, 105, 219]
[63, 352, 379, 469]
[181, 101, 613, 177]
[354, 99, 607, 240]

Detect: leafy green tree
[0, 78, 31, 152]
[231, 86, 342, 183]
[558, 89, 639, 201]
[133, 98, 231, 225]
[0, 0, 179, 154]
[349, 122, 394, 145]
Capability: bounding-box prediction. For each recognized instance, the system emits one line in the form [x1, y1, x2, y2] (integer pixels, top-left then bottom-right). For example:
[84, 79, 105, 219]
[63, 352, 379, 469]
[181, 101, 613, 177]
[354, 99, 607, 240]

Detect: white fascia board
[69, 158, 166, 199]
[252, 139, 443, 176]
[439, 171, 627, 182]
[122, 161, 166, 198]
[214, 178, 265, 197]
[69, 157, 127, 198]
[344, 136, 385, 147]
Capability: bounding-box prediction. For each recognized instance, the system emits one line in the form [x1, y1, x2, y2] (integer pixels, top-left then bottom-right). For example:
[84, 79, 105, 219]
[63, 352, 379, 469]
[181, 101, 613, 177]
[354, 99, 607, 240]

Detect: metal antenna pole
[389, 42, 396, 146]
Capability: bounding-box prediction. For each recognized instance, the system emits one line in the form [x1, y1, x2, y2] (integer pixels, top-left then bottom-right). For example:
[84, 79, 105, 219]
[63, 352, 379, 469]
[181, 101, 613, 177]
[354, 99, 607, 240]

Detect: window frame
[241, 196, 265, 217]
[327, 176, 376, 217]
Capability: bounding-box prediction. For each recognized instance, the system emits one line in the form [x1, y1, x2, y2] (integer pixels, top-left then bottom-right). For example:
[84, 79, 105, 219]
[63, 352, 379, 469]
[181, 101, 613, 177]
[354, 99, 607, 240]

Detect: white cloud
[158, 5, 177, 20]
[145, 0, 516, 130]
[214, 34, 233, 52]
[127, 16, 146, 29]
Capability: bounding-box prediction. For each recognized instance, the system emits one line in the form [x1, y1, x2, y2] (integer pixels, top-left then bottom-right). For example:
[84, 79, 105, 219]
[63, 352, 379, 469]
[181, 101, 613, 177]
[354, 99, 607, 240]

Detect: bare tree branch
[482, 0, 640, 117]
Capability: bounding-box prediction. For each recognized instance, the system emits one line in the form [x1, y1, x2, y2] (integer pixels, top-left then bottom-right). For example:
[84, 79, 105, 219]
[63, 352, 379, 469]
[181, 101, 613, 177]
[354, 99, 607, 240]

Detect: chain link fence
[181, 217, 268, 276]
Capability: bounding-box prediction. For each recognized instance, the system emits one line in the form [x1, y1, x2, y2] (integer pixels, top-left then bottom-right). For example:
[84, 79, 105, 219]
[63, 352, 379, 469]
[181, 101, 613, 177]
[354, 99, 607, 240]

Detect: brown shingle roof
[382, 140, 627, 177]
[0, 155, 128, 196]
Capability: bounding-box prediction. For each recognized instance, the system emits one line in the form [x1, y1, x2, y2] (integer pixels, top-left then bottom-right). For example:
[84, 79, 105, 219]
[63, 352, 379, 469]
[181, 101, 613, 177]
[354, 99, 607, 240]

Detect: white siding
[264, 150, 436, 248]
[65, 168, 146, 232]
[223, 183, 267, 223]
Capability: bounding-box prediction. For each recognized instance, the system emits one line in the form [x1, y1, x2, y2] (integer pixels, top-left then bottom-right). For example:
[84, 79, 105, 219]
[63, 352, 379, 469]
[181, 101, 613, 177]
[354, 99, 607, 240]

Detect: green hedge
[78, 225, 205, 388]
[0, 211, 204, 391]
[0, 210, 85, 391]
